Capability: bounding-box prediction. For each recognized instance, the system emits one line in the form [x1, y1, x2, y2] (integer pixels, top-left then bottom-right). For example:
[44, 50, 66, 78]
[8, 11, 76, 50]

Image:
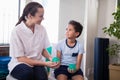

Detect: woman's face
[31, 8, 44, 25]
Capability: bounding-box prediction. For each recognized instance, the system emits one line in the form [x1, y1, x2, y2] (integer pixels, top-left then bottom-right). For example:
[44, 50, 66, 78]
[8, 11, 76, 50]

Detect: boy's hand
[67, 68, 76, 73]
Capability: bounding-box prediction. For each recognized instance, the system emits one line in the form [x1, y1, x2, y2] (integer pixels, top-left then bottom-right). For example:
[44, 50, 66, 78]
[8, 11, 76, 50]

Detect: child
[54, 20, 84, 80]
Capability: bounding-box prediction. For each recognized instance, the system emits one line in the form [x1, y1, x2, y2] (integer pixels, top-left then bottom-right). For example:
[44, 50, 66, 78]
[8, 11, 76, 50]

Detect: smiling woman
[7, 2, 59, 80]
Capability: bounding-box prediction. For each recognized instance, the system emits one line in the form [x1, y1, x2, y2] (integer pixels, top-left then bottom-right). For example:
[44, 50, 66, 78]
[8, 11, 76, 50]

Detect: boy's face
[65, 24, 79, 39]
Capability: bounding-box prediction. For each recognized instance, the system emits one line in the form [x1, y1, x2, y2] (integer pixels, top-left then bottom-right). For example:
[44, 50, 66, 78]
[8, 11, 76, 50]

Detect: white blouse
[8, 21, 50, 72]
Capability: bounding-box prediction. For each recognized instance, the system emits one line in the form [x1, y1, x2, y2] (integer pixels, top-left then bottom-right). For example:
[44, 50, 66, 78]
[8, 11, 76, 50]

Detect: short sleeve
[56, 41, 62, 52]
[10, 29, 24, 57]
[78, 43, 84, 54]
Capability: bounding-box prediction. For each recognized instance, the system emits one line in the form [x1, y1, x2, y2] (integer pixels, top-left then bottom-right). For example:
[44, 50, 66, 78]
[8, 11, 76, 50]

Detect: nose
[65, 30, 69, 35]
[66, 29, 69, 32]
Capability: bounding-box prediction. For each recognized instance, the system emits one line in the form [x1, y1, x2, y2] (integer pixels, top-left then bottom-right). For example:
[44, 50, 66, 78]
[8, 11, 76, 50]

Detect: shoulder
[57, 39, 66, 45]
[11, 25, 21, 35]
[76, 40, 85, 53]
[56, 39, 66, 51]
[56, 39, 66, 48]
[76, 40, 84, 48]
[13, 21, 25, 32]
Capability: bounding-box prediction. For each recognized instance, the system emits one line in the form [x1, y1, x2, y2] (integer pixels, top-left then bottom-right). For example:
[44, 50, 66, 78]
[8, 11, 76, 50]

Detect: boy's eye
[39, 15, 43, 18]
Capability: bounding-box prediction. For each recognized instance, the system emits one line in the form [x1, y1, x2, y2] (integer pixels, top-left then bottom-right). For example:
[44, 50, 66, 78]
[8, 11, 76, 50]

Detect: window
[0, 0, 59, 44]
[0, 0, 25, 44]
[33, 0, 59, 43]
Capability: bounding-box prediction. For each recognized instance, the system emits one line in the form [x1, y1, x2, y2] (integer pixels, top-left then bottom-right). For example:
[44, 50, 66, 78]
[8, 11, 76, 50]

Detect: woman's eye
[66, 28, 68, 30]
[69, 29, 72, 31]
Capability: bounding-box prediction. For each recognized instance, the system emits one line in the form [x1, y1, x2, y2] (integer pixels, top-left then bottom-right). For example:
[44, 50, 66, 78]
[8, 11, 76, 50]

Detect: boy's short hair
[69, 20, 83, 38]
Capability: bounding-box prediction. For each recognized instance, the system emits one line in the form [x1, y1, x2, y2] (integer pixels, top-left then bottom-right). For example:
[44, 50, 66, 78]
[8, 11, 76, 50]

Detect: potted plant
[102, 4, 120, 65]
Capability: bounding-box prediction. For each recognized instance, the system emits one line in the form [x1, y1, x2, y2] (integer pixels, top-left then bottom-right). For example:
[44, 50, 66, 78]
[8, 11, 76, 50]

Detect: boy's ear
[75, 32, 80, 37]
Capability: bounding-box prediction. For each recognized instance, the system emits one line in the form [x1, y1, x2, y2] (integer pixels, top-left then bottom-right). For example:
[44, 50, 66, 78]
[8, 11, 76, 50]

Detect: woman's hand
[52, 62, 60, 69]
[45, 61, 58, 68]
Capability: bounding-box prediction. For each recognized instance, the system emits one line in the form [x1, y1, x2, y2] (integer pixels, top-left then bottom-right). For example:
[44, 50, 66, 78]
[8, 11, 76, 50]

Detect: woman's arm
[76, 54, 83, 71]
[17, 56, 55, 68]
[17, 56, 45, 66]
[42, 49, 52, 61]
[57, 50, 61, 60]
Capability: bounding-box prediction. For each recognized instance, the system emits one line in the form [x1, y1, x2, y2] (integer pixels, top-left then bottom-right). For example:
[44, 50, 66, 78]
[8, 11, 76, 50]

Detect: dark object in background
[94, 37, 109, 80]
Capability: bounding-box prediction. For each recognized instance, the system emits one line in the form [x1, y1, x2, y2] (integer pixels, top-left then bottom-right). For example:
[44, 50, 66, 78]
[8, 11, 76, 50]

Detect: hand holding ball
[52, 57, 60, 63]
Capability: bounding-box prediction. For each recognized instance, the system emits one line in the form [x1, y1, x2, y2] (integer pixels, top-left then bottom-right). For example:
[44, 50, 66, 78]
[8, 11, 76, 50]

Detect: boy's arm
[55, 50, 61, 68]
[76, 54, 83, 71]
[42, 49, 52, 61]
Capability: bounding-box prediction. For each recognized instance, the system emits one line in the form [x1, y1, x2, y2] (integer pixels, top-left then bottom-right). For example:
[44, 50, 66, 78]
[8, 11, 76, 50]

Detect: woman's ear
[27, 13, 32, 19]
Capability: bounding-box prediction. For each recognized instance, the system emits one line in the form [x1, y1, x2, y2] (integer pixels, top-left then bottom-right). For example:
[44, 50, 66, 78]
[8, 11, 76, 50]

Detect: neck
[25, 21, 35, 29]
[67, 38, 76, 44]
[66, 38, 76, 48]
[24, 21, 35, 33]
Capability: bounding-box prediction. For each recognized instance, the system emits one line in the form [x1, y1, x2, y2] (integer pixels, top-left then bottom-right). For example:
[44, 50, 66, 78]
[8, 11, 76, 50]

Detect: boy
[54, 20, 84, 80]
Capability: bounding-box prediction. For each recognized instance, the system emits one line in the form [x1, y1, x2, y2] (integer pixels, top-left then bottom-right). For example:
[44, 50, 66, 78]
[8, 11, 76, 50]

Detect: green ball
[52, 57, 60, 62]
[68, 64, 76, 71]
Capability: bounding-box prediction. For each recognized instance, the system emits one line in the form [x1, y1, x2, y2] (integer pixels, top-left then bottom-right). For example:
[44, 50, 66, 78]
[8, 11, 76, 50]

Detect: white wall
[84, 0, 98, 79]
[85, 0, 117, 79]
[97, 0, 118, 64]
[58, 0, 85, 41]
[97, 0, 116, 39]
[26, 0, 32, 4]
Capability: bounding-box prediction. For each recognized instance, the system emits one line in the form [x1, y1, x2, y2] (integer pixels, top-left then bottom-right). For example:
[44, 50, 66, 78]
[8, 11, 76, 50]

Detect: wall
[85, 0, 117, 79]
[26, 0, 32, 4]
[97, 0, 117, 64]
[97, 0, 116, 39]
[58, 0, 85, 41]
[84, 0, 98, 79]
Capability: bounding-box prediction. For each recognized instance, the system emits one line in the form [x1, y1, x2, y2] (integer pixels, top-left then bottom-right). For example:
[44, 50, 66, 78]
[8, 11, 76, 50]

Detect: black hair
[16, 2, 43, 26]
[69, 20, 83, 38]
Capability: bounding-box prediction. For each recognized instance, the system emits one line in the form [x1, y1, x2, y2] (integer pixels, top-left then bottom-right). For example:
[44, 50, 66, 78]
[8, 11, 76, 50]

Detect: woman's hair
[69, 20, 83, 38]
[16, 2, 43, 26]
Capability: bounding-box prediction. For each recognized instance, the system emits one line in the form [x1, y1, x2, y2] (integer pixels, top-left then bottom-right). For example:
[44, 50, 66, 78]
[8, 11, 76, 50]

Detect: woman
[8, 2, 58, 80]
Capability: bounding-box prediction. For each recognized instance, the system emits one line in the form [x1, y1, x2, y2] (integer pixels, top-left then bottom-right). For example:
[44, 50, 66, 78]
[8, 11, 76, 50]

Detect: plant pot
[109, 64, 120, 80]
